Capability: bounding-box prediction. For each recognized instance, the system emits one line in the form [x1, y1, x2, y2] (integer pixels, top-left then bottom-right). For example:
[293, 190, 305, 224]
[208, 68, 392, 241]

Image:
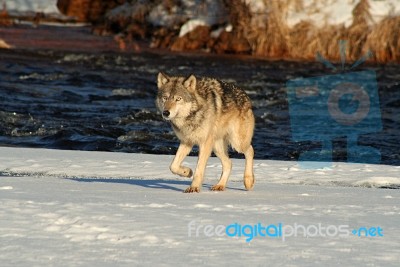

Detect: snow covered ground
[2, 0, 60, 15]
[0, 147, 399, 266]
[1, 1, 399, 265]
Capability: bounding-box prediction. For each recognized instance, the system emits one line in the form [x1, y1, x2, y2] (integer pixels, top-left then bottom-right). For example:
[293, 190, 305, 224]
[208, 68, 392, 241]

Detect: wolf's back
[218, 80, 252, 111]
[196, 77, 252, 113]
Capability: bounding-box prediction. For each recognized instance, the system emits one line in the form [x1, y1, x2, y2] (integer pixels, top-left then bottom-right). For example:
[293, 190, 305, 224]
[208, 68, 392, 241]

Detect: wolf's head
[156, 72, 197, 121]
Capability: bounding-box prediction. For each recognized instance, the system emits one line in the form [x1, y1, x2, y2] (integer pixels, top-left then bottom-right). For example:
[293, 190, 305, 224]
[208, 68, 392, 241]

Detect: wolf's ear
[157, 72, 169, 88]
[183, 74, 196, 93]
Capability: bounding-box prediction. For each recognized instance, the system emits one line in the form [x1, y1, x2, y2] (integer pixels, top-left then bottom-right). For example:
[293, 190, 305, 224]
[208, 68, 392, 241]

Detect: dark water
[0, 49, 399, 165]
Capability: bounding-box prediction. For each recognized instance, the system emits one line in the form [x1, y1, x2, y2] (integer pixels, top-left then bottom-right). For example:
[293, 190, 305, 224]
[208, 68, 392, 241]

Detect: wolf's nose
[162, 110, 170, 117]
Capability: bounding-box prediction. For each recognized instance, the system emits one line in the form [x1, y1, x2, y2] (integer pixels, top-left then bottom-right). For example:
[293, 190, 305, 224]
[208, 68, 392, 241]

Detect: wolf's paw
[180, 167, 193, 178]
[211, 184, 225, 191]
[171, 166, 193, 178]
[184, 186, 200, 193]
[244, 175, 255, 190]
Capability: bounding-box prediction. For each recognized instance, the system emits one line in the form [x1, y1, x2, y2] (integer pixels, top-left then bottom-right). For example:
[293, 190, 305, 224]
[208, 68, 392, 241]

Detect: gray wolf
[156, 72, 255, 193]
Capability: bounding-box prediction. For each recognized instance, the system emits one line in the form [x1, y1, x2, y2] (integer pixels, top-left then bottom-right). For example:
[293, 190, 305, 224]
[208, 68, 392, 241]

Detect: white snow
[2, 0, 60, 15]
[3, 0, 400, 29]
[148, 0, 228, 29]
[0, 146, 399, 266]
[286, 0, 359, 27]
[149, 0, 400, 36]
[286, 0, 400, 27]
[179, 19, 208, 37]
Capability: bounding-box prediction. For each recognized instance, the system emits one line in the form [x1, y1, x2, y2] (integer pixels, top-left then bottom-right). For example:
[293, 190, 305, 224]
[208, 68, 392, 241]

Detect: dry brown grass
[211, 0, 251, 53]
[227, 0, 399, 63]
[365, 16, 400, 63]
[341, 0, 371, 62]
[225, 0, 251, 46]
[252, 1, 289, 57]
[288, 21, 314, 59]
[0, 3, 13, 26]
[237, 0, 290, 57]
[94, 0, 399, 63]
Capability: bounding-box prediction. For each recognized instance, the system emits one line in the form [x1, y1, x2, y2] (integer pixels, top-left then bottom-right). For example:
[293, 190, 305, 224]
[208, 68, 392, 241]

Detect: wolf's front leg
[184, 137, 213, 193]
[170, 142, 193, 178]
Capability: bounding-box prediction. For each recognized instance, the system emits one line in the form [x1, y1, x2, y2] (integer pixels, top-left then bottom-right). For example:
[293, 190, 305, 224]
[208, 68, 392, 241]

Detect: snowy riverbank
[2, 0, 400, 62]
[0, 147, 399, 266]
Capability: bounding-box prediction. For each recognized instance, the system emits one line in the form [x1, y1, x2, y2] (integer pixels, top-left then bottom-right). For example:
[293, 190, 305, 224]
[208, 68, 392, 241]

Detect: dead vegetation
[365, 16, 400, 63]
[82, 0, 399, 62]
[229, 0, 399, 62]
[0, 3, 13, 26]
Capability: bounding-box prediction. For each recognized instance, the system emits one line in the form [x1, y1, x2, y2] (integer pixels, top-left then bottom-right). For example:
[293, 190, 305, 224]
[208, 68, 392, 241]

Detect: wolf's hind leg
[170, 142, 193, 177]
[229, 113, 255, 190]
[243, 145, 255, 190]
[211, 139, 232, 191]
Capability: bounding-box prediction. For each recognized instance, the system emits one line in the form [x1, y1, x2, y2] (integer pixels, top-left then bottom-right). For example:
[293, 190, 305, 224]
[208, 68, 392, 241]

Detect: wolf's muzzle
[162, 110, 170, 118]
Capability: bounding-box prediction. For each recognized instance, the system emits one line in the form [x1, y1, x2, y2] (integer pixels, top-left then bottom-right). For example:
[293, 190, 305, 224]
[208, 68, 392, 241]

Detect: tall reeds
[229, 0, 399, 62]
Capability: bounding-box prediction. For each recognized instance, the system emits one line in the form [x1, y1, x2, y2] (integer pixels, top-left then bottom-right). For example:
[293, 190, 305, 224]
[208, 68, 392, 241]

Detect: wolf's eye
[162, 96, 168, 101]
[176, 97, 182, 101]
